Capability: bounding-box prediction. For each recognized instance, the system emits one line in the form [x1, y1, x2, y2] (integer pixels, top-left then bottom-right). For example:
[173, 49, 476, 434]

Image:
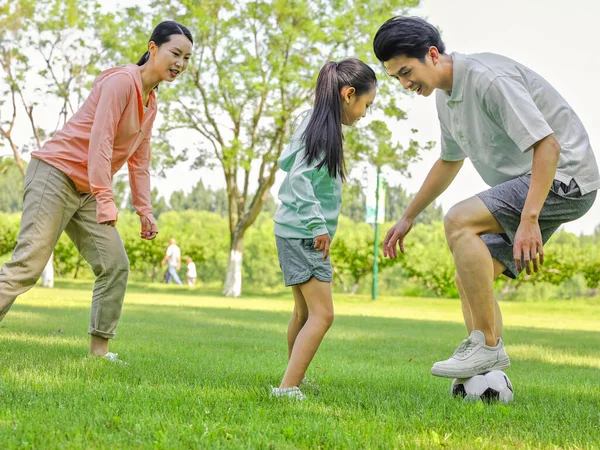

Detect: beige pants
[0, 159, 129, 339]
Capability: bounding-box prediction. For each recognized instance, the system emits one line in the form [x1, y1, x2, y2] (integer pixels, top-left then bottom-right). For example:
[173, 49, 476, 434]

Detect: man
[373, 16, 599, 378]
[161, 238, 182, 285]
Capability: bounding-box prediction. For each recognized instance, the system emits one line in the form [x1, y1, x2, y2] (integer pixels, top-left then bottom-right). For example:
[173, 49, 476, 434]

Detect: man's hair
[373, 16, 446, 63]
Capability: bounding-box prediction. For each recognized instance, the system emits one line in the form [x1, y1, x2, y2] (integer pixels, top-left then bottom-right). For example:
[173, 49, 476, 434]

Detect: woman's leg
[0, 160, 77, 322]
[287, 285, 309, 359]
[280, 277, 334, 388]
[64, 194, 129, 356]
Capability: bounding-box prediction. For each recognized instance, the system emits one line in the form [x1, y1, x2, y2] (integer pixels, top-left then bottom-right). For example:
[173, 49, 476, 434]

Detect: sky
[3, 0, 599, 234]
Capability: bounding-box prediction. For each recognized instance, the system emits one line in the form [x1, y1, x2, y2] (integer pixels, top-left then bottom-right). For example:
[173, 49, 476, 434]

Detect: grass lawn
[0, 280, 599, 449]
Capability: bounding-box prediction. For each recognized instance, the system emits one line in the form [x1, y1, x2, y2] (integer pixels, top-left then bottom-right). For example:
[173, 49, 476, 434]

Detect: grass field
[0, 280, 599, 449]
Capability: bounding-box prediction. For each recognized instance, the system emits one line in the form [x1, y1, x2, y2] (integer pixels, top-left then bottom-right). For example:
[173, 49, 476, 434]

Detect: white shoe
[102, 352, 127, 365]
[431, 330, 510, 378]
[270, 386, 306, 401]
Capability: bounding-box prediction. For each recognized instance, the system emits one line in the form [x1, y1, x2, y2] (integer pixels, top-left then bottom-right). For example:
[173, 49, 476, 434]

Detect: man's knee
[444, 204, 472, 245]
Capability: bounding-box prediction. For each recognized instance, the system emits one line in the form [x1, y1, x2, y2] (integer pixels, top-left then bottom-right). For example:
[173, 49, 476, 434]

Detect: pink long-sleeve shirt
[31, 64, 157, 223]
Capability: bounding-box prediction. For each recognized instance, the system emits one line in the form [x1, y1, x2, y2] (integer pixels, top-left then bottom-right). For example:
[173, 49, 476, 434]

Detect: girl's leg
[63, 194, 129, 356]
[287, 285, 309, 359]
[0, 160, 77, 322]
[280, 277, 333, 388]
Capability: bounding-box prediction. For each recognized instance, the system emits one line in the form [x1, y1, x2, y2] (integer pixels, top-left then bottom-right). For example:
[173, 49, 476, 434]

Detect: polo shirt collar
[446, 52, 466, 103]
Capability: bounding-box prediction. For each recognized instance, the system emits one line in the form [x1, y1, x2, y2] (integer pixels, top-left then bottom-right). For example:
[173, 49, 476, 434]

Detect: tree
[0, 0, 109, 287]
[345, 120, 435, 298]
[102, 0, 428, 296]
[341, 178, 367, 223]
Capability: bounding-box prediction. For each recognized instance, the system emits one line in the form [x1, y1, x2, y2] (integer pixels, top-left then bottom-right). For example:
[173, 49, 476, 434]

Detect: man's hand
[314, 233, 331, 260]
[140, 214, 158, 240]
[513, 217, 543, 274]
[383, 217, 413, 258]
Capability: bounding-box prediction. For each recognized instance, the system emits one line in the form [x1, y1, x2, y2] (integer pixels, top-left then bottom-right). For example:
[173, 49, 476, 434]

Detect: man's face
[383, 47, 440, 97]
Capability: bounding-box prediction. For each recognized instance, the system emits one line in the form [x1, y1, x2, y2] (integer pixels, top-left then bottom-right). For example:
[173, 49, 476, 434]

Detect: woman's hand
[140, 213, 158, 240]
[100, 215, 118, 227]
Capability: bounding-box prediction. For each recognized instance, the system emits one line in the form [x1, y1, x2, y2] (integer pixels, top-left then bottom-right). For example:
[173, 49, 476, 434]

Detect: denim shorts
[275, 236, 333, 286]
[477, 175, 597, 278]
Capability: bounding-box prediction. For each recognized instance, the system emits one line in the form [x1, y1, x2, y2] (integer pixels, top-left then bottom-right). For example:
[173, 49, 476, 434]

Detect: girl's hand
[314, 233, 331, 260]
[140, 213, 158, 240]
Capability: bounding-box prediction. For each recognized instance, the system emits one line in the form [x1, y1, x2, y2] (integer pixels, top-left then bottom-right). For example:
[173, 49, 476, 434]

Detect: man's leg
[457, 258, 506, 338]
[444, 196, 505, 346]
[430, 195, 511, 378]
[169, 267, 182, 285]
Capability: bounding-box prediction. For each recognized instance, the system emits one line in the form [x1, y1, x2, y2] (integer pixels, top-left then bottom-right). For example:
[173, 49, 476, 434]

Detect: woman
[0, 21, 193, 361]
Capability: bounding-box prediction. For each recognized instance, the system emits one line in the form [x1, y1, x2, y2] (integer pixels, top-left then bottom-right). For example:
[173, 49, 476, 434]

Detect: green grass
[1, 280, 599, 449]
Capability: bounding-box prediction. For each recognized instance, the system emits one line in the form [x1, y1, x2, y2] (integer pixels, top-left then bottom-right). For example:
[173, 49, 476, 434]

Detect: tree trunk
[222, 231, 244, 297]
[41, 252, 54, 288]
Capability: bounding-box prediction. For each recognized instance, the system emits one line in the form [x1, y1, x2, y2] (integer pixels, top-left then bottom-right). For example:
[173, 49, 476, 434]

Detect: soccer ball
[451, 370, 514, 403]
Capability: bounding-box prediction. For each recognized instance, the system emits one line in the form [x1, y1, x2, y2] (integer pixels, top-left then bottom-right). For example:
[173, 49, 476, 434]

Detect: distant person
[272, 58, 377, 400]
[185, 257, 197, 286]
[374, 16, 599, 379]
[162, 238, 182, 285]
[0, 21, 193, 362]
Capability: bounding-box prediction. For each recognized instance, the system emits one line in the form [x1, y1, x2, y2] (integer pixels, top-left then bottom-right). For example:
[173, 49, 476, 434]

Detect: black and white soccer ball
[451, 370, 514, 403]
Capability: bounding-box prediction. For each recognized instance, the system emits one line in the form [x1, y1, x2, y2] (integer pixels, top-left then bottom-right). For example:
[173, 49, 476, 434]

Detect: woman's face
[149, 34, 193, 83]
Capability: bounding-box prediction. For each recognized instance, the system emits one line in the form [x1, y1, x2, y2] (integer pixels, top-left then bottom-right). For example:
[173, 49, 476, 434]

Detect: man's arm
[383, 158, 463, 258]
[514, 134, 560, 273]
[403, 158, 464, 222]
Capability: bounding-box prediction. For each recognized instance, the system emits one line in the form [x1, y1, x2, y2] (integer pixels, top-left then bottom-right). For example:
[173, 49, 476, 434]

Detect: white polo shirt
[436, 52, 600, 195]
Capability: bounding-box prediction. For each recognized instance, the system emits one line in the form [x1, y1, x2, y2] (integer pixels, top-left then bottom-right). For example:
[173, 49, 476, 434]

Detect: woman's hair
[373, 16, 445, 63]
[137, 20, 194, 66]
[303, 58, 376, 181]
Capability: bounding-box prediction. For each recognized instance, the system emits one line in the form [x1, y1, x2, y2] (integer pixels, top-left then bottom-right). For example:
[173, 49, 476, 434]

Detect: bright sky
[3, 0, 599, 234]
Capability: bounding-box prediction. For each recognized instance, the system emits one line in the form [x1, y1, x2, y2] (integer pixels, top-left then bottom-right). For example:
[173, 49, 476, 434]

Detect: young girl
[272, 58, 377, 399]
[0, 21, 193, 362]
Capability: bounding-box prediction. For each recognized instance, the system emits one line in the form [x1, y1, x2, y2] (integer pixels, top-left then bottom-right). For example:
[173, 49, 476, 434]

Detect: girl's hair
[137, 21, 194, 66]
[303, 58, 376, 181]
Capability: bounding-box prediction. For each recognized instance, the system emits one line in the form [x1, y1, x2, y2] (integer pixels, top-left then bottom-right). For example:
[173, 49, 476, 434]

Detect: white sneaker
[270, 386, 306, 401]
[431, 330, 510, 378]
[102, 352, 127, 365]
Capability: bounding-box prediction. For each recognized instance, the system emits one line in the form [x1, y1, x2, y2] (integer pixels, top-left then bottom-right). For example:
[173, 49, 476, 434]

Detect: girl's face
[340, 86, 376, 126]
[148, 34, 193, 83]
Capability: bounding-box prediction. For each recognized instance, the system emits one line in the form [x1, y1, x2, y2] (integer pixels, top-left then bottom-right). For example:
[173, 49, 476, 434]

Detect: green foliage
[0, 212, 20, 255]
[401, 221, 458, 297]
[332, 216, 401, 294]
[0, 157, 25, 212]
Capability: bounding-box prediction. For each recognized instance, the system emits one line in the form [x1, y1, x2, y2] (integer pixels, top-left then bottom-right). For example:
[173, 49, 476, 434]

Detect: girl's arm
[289, 158, 328, 238]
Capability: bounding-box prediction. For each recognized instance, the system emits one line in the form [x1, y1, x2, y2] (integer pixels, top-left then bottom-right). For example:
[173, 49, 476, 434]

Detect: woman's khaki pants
[0, 159, 129, 339]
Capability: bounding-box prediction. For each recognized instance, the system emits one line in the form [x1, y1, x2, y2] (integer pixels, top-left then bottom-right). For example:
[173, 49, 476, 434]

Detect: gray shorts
[275, 236, 333, 286]
[478, 175, 597, 279]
